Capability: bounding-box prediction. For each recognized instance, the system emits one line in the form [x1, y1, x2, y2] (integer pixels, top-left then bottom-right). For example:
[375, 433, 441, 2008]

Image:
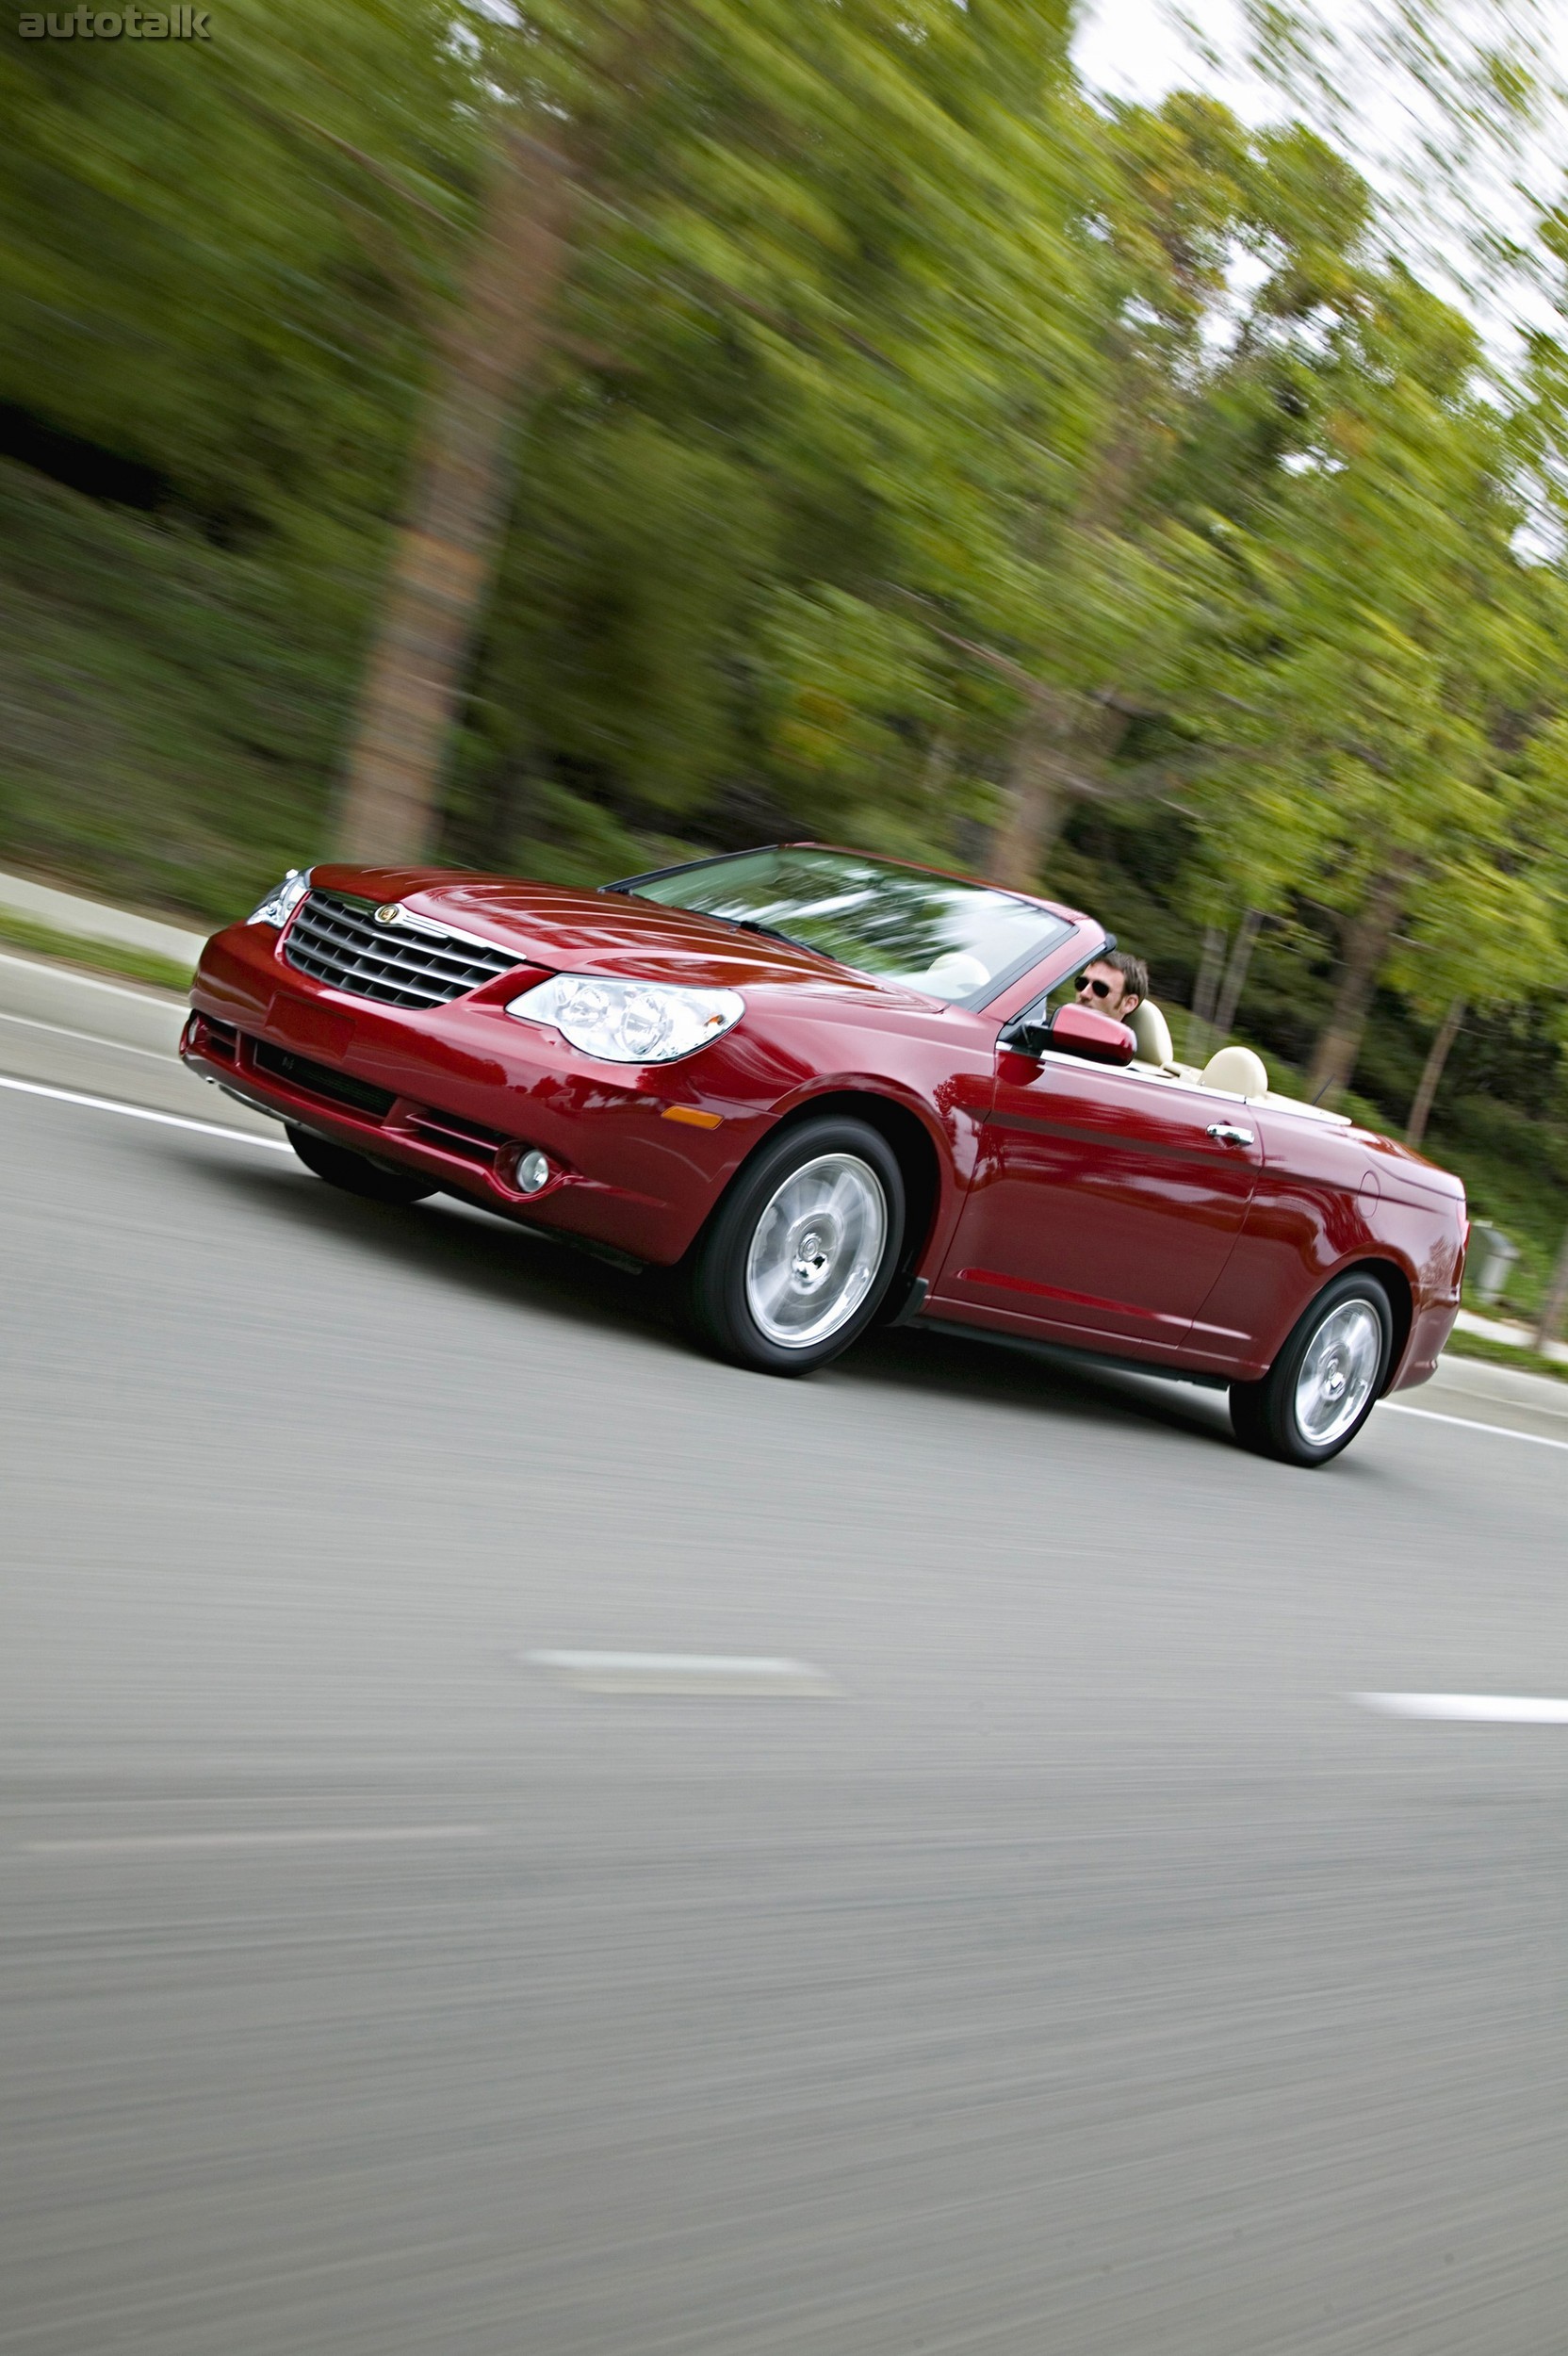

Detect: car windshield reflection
[615, 846, 1071, 1005]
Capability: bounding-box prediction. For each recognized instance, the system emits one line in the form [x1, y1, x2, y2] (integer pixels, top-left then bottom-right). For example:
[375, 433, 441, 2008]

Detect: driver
[1074, 950, 1147, 1024]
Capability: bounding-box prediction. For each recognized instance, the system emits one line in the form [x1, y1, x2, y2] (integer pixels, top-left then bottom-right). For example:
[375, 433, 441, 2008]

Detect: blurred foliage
[2, 0, 1568, 1278]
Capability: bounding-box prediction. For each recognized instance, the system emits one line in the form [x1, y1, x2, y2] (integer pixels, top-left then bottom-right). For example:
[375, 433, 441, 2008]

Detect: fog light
[515, 1149, 550, 1195]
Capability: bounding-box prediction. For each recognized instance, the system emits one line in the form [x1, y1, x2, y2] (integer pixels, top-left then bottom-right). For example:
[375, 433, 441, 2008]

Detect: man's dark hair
[1096, 948, 1148, 1004]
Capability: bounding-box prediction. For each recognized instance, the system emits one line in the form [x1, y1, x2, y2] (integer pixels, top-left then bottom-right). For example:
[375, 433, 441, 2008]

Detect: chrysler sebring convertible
[182, 843, 1466, 1464]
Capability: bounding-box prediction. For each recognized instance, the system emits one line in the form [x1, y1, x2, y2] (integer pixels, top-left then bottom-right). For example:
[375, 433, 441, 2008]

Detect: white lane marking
[1381, 1401, 1568, 1452]
[0, 1072, 289, 1149]
[1353, 1693, 1568, 1725]
[0, 1008, 173, 1060]
[526, 1649, 842, 1696]
[0, 947, 188, 1001]
[24, 1825, 491, 1854]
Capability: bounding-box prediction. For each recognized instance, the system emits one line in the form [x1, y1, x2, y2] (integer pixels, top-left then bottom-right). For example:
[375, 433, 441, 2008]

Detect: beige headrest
[1200, 1043, 1268, 1097]
[1127, 999, 1174, 1067]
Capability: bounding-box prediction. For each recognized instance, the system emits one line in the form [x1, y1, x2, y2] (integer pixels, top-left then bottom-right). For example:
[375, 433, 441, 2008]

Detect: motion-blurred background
[4, 0, 1568, 1319]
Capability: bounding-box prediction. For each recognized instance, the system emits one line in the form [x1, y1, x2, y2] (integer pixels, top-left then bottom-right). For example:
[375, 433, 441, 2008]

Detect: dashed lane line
[526, 1650, 842, 1696]
[1353, 1693, 1568, 1724]
[24, 1825, 492, 1854]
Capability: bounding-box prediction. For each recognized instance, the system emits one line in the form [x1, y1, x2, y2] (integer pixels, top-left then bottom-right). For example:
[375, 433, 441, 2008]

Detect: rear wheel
[688, 1117, 905, 1375]
[1229, 1270, 1393, 1466]
[286, 1123, 437, 1206]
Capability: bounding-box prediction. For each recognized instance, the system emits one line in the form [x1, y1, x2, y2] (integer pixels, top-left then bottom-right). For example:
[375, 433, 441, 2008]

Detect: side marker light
[662, 1105, 723, 1130]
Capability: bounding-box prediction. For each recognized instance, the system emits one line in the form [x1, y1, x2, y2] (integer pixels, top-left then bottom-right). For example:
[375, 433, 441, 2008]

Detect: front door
[933, 1046, 1265, 1354]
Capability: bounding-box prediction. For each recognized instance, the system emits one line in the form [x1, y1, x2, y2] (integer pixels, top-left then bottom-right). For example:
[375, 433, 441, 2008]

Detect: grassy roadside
[0, 910, 193, 995]
[1441, 1326, 1568, 1384]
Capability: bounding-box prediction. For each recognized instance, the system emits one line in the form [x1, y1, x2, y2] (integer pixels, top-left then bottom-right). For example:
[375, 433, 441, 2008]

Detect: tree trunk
[465, 745, 538, 871]
[1405, 995, 1464, 1150]
[1184, 924, 1225, 1065]
[987, 697, 1072, 890]
[1306, 863, 1410, 1102]
[1212, 906, 1263, 1039]
[334, 123, 579, 866]
[1536, 1221, 1568, 1351]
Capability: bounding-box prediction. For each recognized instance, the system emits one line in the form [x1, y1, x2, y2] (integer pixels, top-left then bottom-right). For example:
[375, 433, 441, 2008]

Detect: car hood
[308, 865, 934, 1006]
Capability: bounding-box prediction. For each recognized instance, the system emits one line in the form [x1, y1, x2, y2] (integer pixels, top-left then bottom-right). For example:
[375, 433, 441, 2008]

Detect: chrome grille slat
[283, 892, 522, 1007]
[293, 917, 494, 976]
[299, 908, 481, 966]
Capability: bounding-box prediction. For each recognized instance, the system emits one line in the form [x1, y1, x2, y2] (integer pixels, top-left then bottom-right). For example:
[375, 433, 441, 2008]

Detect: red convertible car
[182, 843, 1465, 1465]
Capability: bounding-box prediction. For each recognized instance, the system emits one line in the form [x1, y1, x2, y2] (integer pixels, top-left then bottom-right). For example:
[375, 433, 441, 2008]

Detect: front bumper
[183, 923, 765, 1263]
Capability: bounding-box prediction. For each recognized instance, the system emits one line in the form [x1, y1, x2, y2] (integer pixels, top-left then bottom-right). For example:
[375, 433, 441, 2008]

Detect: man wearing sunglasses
[1074, 949, 1148, 1023]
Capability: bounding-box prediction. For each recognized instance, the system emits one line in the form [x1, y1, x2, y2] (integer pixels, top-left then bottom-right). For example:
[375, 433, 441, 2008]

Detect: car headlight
[506, 974, 744, 1063]
[248, 869, 311, 927]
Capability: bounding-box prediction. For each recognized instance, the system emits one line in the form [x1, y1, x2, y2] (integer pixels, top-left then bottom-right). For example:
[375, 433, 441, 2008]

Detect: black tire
[1229, 1269, 1394, 1466]
[286, 1123, 438, 1206]
[687, 1116, 906, 1375]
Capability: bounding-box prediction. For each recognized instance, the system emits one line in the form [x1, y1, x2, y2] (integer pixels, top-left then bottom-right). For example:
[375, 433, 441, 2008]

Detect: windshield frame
[602, 843, 1079, 1011]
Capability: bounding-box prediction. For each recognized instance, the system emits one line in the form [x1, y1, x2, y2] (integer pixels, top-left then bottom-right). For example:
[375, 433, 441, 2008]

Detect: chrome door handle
[1206, 1121, 1254, 1146]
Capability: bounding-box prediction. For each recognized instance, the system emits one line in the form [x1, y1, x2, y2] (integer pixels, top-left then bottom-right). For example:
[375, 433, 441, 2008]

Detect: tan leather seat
[1200, 1042, 1268, 1096]
[1127, 999, 1175, 1067]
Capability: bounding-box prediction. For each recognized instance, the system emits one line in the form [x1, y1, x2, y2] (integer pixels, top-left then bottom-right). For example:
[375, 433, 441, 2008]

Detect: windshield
[615, 847, 1072, 1006]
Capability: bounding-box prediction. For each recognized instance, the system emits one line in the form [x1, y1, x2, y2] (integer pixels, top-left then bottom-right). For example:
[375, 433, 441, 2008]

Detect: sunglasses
[1076, 974, 1114, 1000]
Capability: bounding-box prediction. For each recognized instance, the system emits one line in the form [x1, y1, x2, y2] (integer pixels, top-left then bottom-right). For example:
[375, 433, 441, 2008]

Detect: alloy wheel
[743, 1153, 888, 1349]
[1291, 1298, 1384, 1448]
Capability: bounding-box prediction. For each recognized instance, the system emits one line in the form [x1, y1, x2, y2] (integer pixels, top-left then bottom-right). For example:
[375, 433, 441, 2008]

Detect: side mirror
[1004, 1002, 1135, 1066]
[1049, 1003, 1136, 1064]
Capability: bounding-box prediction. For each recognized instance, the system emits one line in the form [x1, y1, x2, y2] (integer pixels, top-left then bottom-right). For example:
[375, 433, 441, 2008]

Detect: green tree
[1179, 262, 1562, 1102]
[925, 103, 1378, 896]
[0, 0, 482, 906]
[334, 0, 1101, 863]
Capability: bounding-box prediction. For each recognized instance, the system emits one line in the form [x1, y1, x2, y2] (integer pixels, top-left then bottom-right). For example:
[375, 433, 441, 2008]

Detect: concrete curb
[0, 867, 207, 967]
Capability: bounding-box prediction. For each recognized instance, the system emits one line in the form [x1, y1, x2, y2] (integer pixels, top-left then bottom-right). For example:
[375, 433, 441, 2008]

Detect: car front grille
[283, 891, 524, 1008]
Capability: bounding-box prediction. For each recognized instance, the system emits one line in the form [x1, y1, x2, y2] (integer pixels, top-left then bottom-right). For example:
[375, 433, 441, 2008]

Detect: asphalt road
[4, 960, 1568, 2356]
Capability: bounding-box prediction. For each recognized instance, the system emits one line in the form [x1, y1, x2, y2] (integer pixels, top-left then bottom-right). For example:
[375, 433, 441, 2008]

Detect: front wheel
[286, 1124, 437, 1206]
[687, 1117, 906, 1375]
[1229, 1270, 1393, 1466]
